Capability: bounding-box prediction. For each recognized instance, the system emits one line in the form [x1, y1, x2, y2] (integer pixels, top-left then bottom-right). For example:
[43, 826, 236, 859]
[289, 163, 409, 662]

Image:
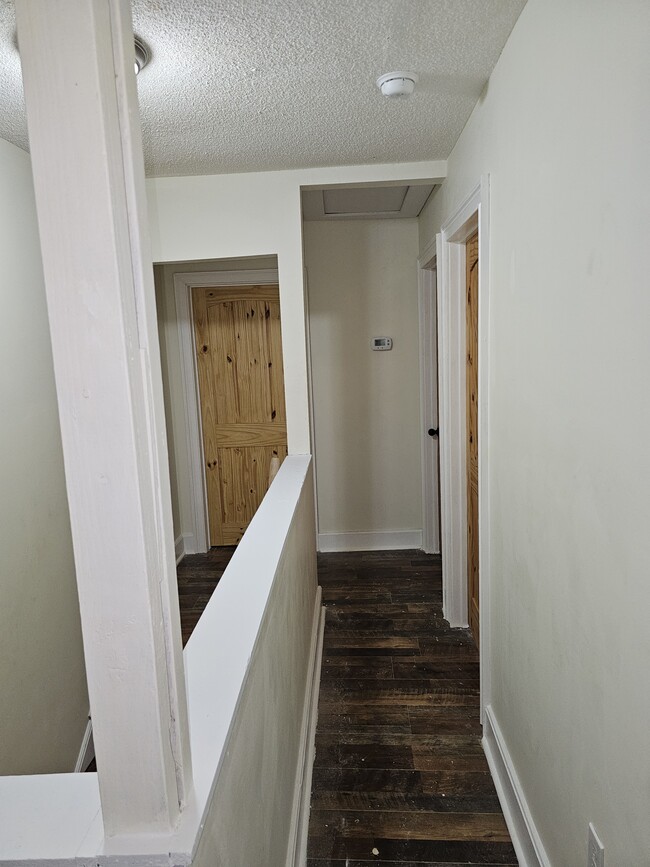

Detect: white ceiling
[0, 0, 527, 178]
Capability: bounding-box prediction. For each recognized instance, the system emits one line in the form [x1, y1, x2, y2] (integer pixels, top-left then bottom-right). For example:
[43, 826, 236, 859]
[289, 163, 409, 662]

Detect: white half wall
[0, 137, 88, 774]
[191, 458, 319, 867]
[419, 1, 650, 863]
[304, 219, 423, 540]
[0, 457, 319, 866]
[146, 161, 446, 458]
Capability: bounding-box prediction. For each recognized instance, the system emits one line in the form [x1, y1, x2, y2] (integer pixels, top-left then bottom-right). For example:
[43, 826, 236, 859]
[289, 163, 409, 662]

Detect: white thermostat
[372, 337, 393, 351]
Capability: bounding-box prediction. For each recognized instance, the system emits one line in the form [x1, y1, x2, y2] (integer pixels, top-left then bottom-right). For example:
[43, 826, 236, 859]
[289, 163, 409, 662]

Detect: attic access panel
[302, 183, 435, 220]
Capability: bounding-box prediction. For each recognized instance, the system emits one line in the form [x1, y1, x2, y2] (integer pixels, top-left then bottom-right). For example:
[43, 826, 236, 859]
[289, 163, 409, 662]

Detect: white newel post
[15, 0, 192, 836]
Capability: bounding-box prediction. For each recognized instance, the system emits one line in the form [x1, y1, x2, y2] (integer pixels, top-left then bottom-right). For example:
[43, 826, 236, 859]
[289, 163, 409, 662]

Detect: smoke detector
[376, 71, 418, 98]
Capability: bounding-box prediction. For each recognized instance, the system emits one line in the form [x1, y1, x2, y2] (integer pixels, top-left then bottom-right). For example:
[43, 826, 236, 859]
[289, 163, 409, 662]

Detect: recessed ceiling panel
[323, 186, 407, 215]
[302, 184, 436, 221]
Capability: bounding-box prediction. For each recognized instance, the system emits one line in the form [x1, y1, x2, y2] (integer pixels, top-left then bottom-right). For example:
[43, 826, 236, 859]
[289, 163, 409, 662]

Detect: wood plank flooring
[176, 546, 236, 645]
[307, 550, 517, 866]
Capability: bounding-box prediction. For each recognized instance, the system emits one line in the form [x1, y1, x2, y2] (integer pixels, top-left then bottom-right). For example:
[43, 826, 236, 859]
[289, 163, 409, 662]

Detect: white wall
[419, 1, 650, 863]
[146, 161, 445, 460]
[304, 219, 422, 539]
[0, 138, 88, 774]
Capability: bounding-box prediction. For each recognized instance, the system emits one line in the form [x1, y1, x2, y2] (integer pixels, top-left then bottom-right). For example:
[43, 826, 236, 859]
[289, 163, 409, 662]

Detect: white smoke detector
[376, 71, 418, 98]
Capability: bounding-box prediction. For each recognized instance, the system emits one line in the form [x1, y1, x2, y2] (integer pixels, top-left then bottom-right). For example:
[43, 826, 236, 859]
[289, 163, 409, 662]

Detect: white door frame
[437, 176, 491, 717]
[418, 239, 441, 554]
[173, 268, 279, 553]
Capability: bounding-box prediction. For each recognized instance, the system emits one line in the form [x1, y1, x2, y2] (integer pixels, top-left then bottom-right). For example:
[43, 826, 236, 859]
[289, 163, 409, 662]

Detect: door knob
[428, 428, 439, 438]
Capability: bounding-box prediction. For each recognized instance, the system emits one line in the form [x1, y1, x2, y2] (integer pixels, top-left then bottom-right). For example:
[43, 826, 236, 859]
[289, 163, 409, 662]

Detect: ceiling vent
[134, 36, 150, 75]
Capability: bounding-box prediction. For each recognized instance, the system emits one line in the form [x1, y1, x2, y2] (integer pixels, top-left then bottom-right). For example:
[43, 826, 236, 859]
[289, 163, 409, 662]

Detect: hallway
[306, 550, 516, 865]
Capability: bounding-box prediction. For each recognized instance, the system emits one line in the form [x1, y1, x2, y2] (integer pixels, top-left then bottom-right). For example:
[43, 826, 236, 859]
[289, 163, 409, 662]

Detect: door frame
[418, 239, 441, 554]
[173, 268, 279, 553]
[437, 176, 491, 718]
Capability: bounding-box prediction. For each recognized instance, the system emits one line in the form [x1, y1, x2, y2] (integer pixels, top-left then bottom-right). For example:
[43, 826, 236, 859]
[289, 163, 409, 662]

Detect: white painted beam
[15, 0, 191, 836]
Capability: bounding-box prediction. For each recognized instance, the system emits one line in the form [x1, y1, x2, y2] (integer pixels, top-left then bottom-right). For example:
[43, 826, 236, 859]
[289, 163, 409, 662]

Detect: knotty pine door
[466, 233, 480, 644]
[193, 285, 287, 546]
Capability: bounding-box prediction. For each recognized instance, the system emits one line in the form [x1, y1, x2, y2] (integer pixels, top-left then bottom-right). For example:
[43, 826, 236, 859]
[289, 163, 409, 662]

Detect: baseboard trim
[175, 534, 185, 564]
[286, 587, 325, 867]
[317, 530, 422, 552]
[73, 713, 94, 773]
[483, 705, 550, 867]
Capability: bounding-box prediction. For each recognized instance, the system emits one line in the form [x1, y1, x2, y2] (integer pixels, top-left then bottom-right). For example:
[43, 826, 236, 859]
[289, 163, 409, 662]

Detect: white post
[15, 0, 192, 836]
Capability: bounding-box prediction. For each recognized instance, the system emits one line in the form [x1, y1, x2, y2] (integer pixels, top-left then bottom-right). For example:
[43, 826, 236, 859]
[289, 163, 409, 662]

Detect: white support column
[15, 0, 192, 836]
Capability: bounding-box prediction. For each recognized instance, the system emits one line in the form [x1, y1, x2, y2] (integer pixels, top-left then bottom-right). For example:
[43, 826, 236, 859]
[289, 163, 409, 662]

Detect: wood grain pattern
[466, 233, 480, 644]
[193, 285, 287, 545]
[308, 550, 516, 866]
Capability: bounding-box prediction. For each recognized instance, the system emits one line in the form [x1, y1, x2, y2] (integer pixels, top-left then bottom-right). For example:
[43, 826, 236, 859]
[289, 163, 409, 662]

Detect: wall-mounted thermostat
[372, 337, 393, 351]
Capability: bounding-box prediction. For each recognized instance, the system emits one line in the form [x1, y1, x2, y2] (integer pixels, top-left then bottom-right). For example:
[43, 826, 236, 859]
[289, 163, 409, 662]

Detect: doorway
[436, 176, 491, 717]
[153, 262, 283, 556]
[418, 245, 441, 556]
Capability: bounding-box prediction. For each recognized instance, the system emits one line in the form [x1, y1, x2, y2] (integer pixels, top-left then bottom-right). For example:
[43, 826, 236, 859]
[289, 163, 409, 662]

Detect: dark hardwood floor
[177, 546, 236, 645]
[174, 545, 515, 864]
[307, 549, 517, 866]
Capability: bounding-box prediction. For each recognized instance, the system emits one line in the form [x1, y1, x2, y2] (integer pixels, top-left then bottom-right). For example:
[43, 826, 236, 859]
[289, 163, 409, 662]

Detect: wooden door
[466, 233, 480, 643]
[193, 284, 287, 546]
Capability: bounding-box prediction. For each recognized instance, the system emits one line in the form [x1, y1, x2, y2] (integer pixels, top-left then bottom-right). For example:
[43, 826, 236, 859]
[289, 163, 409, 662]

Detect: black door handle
[428, 428, 439, 438]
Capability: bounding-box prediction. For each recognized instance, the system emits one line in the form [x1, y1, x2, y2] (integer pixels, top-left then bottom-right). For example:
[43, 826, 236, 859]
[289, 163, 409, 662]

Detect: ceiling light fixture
[376, 71, 418, 98]
[134, 36, 150, 75]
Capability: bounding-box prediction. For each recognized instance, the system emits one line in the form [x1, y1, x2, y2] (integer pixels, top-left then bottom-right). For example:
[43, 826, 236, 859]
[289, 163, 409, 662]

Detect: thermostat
[372, 337, 393, 351]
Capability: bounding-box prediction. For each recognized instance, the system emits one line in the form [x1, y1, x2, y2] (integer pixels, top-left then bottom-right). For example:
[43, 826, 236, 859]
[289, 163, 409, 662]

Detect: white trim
[73, 715, 94, 773]
[286, 591, 325, 867]
[318, 530, 422, 552]
[436, 176, 492, 718]
[483, 705, 551, 867]
[477, 177, 492, 717]
[417, 252, 440, 555]
[173, 268, 280, 551]
[302, 266, 319, 535]
[437, 234, 467, 625]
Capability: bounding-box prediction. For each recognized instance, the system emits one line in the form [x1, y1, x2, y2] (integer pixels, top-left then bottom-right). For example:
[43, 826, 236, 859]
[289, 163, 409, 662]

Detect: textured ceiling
[0, 0, 527, 178]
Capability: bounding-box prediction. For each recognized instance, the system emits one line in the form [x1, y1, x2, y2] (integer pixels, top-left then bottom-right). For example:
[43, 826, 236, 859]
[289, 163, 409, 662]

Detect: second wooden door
[466, 233, 480, 643]
[193, 284, 287, 546]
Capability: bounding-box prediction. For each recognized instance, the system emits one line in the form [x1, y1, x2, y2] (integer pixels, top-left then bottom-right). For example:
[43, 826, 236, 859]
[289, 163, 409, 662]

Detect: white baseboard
[317, 530, 422, 552]
[176, 532, 201, 564]
[483, 705, 550, 867]
[73, 714, 94, 773]
[286, 588, 325, 867]
[175, 535, 185, 564]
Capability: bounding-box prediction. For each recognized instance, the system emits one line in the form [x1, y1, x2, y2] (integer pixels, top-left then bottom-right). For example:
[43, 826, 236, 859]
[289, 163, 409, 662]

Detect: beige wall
[304, 220, 422, 537]
[419, 0, 650, 863]
[0, 138, 88, 774]
[146, 161, 445, 464]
